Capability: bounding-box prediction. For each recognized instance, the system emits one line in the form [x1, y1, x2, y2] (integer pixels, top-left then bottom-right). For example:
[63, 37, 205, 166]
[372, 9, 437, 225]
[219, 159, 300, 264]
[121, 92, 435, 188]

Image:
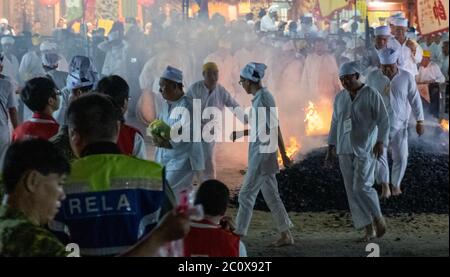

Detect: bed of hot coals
[231, 136, 449, 215]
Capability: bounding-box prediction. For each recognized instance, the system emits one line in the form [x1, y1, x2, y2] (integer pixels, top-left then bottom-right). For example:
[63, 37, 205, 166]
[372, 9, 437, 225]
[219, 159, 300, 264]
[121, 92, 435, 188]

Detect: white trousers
[166, 169, 194, 198]
[235, 171, 293, 236]
[338, 154, 382, 229]
[194, 142, 216, 183]
[376, 128, 409, 188]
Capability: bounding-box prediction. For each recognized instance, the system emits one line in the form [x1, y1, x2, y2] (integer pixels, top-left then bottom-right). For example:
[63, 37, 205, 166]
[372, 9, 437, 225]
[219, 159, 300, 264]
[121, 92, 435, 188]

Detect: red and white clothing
[13, 113, 59, 142]
[117, 123, 147, 159]
[184, 219, 247, 257]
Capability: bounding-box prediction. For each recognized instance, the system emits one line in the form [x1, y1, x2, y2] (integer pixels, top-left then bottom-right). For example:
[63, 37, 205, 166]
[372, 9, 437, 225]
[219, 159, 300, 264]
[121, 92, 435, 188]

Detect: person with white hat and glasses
[0, 36, 20, 84]
[325, 61, 390, 241]
[41, 52, 68, 90]
[260, 5, 286, 33]
[366, 48, 424, 199]
[231, 62, 294, 247]
[388, 17, 423, 77]
[39, 40, 69, 73]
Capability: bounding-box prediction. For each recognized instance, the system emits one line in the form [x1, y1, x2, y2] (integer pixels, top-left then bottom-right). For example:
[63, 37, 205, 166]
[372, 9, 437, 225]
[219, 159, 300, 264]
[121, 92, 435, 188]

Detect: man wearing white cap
[98, 29, 129, 80]
[39, 41, 69, 73]
[152, 66, 204, 195]
[0, 53, 18, 170]
[231, 62, 294, 247]
[388, 18, 423, 76]
[260, 5, 282, 33]
[367, 48, 424, 198]
[41, 52, 68, 90]
[0, 36, 20, 84]
[0, 18, 14, 36]
[326, 61, 389, 241]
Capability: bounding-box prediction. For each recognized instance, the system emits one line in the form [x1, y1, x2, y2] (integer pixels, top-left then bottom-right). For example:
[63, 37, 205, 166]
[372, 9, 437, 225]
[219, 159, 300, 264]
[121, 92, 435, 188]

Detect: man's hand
[230, 131, 243, 142]
[324, 145, 337, 168]
[416, 121, 425, 136]
[373, 141, 384, 159]
[152, 134, 171, 148]
[153, 210, 190, 243]
[220, 216, 236, 232]
[406, 39, 417, 54]
[280, 152, 293, 168]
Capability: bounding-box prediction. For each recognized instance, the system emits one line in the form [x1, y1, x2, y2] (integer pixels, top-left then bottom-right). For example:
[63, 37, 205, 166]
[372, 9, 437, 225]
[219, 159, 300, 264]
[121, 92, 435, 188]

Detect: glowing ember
[304, 100, 333, 136]
[278, 137, 301, 166]
[440, 119, 449, 132]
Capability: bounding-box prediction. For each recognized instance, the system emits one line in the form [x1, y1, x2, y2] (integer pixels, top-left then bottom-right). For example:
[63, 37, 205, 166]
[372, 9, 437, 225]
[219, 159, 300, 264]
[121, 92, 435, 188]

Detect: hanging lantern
[138, 0, 155, 7]
[39, 0, 59, 5]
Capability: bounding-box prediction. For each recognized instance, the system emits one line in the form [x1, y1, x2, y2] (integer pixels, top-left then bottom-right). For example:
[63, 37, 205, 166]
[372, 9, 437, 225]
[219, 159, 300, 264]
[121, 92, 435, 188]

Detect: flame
[278, 136, 301, 166]
[304, 100, 333, 136]
[440, 119, 449, 132]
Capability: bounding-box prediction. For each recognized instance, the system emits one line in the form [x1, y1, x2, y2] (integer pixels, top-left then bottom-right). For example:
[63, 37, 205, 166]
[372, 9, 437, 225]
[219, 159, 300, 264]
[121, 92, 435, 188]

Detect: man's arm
[8, 107, 18, 128]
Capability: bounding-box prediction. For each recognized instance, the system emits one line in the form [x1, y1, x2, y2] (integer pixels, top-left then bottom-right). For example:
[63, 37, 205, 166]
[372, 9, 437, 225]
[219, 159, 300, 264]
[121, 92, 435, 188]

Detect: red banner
[417, 0, 449, 35]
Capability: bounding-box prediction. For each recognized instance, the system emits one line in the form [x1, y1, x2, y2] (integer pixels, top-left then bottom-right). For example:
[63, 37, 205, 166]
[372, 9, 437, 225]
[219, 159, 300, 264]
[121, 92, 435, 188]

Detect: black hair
[2, 139, 70, 194]
[245, 13, 254, 21]
[96, 75, 130, 109]
[162, 78, 184, 90]
[21, 77, 57, 112]
[67, 93, 122, 143]
[194, 179, 229, 216]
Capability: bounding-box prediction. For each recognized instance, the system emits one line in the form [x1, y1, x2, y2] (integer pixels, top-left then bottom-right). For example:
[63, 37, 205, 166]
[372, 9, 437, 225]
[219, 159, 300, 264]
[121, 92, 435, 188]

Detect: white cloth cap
[41, 53, 60, 68]
[161, 65, 183, 83]
[378, 48, 400, 65]
[66, 55, 98, 90]
[388, 12, 404, 24]
[240, 62, 267, 82]
[339, 61, 360, 77]
[374, 26, 391, 37]
[1, 36, 14, 45]
[40, 41, 57, 52]
[392, 18, 408, 27]
[268, 5, 279, 13]
[0, 18, 8, 25]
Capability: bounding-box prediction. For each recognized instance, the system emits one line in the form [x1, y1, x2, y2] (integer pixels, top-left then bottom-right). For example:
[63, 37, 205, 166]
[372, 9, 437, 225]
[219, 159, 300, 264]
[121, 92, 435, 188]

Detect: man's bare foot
[391, 186, 402, 196]
[357, 224, 376, 242]
[270, 230, 294, 247]
[380, 183, 391, 199]
[373, 216, 387, 238]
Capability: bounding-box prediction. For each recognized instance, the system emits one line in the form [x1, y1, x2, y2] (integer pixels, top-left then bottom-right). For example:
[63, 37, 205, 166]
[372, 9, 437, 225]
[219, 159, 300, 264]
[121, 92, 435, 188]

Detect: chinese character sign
[417, 0, 449, 35]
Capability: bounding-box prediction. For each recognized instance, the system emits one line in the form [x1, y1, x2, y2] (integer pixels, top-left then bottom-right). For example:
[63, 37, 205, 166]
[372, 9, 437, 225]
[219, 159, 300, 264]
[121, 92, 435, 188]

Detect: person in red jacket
[96, 75, 147, 159]
[184, 179, 247, 257]
[13, 77, 60, 141]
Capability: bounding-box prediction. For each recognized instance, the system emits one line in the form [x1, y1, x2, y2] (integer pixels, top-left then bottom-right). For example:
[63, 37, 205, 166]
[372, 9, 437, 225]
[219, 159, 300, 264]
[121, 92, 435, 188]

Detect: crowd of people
[0, 6, 449, 256]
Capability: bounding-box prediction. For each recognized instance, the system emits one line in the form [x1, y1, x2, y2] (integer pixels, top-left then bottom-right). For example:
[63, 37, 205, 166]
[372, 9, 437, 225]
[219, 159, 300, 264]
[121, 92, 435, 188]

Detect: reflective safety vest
[51, 154, 165, 256]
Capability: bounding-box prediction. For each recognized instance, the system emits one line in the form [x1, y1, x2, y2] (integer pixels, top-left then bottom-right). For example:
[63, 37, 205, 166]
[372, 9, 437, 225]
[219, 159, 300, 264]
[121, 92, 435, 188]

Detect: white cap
[240, 62, 267, 82]
[388, 12, 404, 24]
[392, 18, 408, 27]
[378, 48, 400, 65]
[0, 18, 8, 25]
[374, 26, 391, 37]
[41, 53, 60, 68]
[268, 5, 279, 13]
[161, 65, 183, 83]
[1, 36, 14, 45]
[339, 61, 360, 77]
[40, 41, 57, 52]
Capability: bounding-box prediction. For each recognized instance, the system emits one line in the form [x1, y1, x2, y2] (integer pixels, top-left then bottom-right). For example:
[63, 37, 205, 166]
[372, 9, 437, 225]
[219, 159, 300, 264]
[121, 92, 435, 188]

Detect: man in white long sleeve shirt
[260, 5, 281, 33]
[366, 48, 425, 198]
[388, 18, 423, 77]
[326, 61, 389, 241]
[186, 62, 247, 182]
[153, 66, 204, 195]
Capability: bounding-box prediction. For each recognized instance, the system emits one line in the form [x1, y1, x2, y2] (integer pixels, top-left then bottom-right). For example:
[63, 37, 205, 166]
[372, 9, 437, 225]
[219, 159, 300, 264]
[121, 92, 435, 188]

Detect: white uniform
[260, 15, 278, 32]
[1, 54, 20, 84]
[45, 69, 68, 90]
[98, 40, 129, 80]
[155, 95, 204, 194]
[441, 54, 449, 81]
[235, 88, 293, 236]
[186, 81, 246, 182]
[388, 38, 423, 76]
[366, 69, 424, 188]
[0, 75, 17, 169]
[417, 62, 446, 83]
[328, 85, 389, 229]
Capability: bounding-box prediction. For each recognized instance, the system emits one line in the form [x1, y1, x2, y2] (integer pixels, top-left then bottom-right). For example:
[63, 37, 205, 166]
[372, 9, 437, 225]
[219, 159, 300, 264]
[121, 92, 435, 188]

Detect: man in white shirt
[326, 61, 389, 241]
[388, 18, 423, 76]
[260, 5, 283, 33]
[0, 36, 20, 85]
[366, 48, 424, 198]
[186, 62, 246, 182]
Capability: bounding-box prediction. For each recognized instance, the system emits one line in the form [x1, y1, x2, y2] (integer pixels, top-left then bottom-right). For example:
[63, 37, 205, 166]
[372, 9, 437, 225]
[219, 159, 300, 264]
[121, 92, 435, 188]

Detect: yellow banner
[318, 0, 351, 17]
[97, 19, 114, 35]
[356, 0, 367, 19]
[417, 0, 449, 35]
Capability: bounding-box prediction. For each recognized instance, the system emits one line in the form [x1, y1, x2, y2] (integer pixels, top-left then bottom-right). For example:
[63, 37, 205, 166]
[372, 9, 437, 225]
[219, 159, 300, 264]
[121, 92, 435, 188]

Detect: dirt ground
[147, 143, 449, 257]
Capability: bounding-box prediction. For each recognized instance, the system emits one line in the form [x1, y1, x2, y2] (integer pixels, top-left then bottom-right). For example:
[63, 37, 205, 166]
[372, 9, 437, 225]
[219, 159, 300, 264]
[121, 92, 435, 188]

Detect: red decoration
[138, 0, 155, 7]
[39, 0, 59, 5]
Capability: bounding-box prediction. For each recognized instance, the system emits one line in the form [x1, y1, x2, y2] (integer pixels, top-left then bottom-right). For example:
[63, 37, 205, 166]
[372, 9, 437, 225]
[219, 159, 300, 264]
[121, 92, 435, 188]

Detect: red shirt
[184, 219, 240, 257]
[13, 113, 59, 142]
[117, 123, 141, 155]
